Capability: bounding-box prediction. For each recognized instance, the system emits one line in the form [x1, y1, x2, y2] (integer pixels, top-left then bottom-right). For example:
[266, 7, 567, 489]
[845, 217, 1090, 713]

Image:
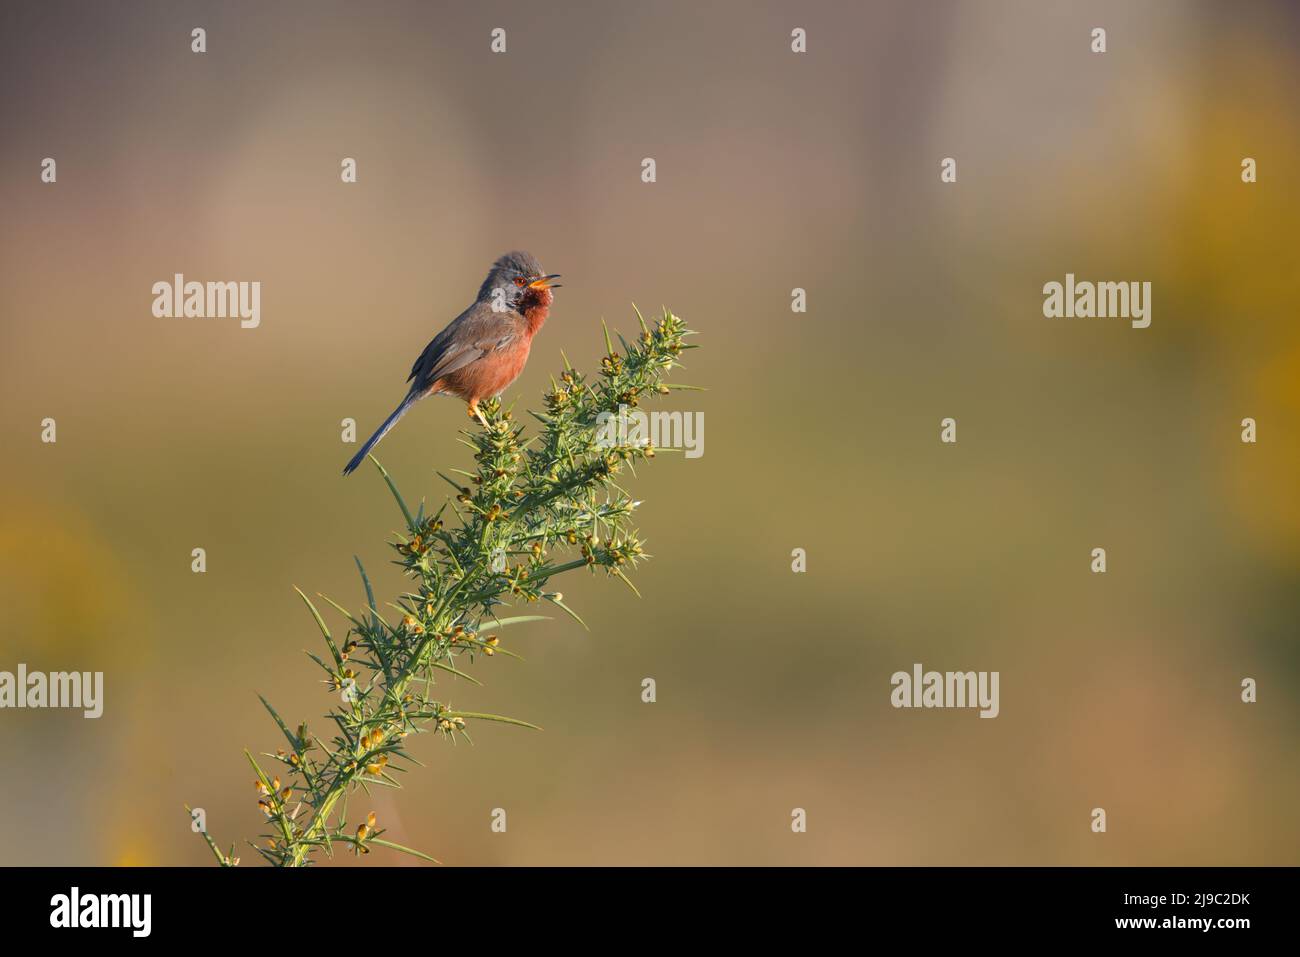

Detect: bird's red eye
[513, 277, 527, 287]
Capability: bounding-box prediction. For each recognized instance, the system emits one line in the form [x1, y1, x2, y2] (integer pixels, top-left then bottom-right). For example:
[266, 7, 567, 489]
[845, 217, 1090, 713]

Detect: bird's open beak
[528, 274, 563, 289]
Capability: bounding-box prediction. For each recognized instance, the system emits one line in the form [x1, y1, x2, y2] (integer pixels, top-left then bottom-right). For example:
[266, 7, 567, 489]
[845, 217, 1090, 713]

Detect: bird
[343, 250, 561, 475]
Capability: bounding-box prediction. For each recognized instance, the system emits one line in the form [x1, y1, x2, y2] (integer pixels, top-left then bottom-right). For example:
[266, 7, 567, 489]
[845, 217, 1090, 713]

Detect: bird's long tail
[343, 394, 417, 475]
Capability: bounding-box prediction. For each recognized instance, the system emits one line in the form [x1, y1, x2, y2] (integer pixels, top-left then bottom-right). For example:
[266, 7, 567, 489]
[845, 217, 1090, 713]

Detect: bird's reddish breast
[444, 336, 532, 403]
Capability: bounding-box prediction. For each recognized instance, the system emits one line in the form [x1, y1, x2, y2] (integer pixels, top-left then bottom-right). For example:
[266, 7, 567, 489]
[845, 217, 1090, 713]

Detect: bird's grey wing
[408, 302, 519, 392]
[407, 302, 474, 383]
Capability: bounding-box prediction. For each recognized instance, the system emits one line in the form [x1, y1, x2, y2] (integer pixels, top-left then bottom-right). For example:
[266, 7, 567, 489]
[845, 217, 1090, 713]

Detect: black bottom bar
[0, 865, 1283, 941]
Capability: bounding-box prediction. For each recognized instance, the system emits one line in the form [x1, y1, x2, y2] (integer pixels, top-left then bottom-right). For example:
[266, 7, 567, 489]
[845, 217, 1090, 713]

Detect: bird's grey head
[476, 250, 561, 306]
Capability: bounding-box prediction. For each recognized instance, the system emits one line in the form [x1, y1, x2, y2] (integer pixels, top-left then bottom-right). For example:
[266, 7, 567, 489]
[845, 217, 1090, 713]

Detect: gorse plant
[189, 308, 697, 866]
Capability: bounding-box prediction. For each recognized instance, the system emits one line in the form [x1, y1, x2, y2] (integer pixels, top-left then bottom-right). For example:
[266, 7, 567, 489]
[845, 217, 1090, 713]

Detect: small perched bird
[343, 251, 561, 475]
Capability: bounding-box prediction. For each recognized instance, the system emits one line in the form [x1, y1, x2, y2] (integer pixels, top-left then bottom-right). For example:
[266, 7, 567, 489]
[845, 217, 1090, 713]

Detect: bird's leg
[468, 401, 488, 428]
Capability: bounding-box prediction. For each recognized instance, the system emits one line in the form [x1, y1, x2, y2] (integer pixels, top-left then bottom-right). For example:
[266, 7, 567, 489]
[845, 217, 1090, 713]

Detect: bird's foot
[468, 402, 489, 428]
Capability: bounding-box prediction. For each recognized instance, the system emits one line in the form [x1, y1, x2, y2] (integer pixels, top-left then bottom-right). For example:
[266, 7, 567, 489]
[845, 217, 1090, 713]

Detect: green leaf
[547, 595, 588, 630]
[476, 615, 550, 629]
[443, 710, 543, 731]
[354, 556, 376, 612]
[303, 650, 334, 676]
[369, 457, 417, 531]
[295, 587, 341, 667]
[368, 838, 442, 864]
[316, 593, 365, 632]
[611, 567, 642, 598]
[245, 750, 275, 792]
[184, 805, 228, 865]
[252, 844, 280, 865]
[429, 660, 483, 686]
[258, 695, 301, 752]
[435, 471, 466, 495]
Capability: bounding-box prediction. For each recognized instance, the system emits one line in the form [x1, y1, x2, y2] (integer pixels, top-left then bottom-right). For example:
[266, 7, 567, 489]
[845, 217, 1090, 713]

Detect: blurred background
[1, 0, 1298, 866]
